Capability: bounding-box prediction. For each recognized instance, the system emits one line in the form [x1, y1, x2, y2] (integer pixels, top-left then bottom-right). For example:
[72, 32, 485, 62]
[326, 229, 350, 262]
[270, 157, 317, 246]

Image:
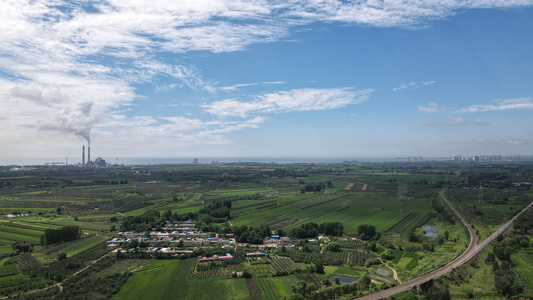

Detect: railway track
[355, 190, 533, 300]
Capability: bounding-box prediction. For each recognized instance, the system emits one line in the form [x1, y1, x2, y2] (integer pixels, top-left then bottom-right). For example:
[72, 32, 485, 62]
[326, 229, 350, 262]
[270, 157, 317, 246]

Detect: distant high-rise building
[192, 158, 199, 165]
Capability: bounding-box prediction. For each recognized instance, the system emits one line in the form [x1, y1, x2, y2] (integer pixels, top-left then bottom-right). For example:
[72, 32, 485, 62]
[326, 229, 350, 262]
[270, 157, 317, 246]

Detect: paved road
[355, 190, 533, 300]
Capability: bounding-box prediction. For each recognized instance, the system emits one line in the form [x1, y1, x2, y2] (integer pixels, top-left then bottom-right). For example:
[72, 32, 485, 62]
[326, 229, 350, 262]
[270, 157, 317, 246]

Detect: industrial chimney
[82, 145, 85, 166]
[88, 142, 91, 164]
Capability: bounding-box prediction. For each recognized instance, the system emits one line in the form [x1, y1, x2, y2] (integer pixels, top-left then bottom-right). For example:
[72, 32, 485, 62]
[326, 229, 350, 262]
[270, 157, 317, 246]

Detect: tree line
[290, 222, 343, 239]
[40, 226, 81, 245]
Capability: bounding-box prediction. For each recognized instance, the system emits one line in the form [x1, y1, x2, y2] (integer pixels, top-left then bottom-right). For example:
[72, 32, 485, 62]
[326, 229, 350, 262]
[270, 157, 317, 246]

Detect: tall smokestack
[82, 145, 85, 166]
[88, 142, 91, 163]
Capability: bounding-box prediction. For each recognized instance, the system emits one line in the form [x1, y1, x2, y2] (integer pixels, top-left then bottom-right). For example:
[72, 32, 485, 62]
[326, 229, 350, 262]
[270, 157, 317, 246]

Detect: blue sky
[1, 1, 533, 164]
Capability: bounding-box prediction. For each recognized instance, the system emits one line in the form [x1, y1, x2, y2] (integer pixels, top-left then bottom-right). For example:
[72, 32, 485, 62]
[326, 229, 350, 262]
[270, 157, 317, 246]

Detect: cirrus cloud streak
[456, 97, 533, 113]
[203, 88, 374, 117]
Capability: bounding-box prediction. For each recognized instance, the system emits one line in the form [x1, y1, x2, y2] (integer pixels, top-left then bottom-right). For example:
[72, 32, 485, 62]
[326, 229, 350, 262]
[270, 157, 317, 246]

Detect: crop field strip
[281, 196, 362, 231]
[512, 249, 533, 290]
[256, 277, 281, 300]
[17, 221, 63, 229]
[204, 188, 273, 197]
[0, 228, 42, 242]
[250, 263, 272, 277]
[270, 256, 307, 273]
[408, 213, 437, 233]
[384, 212, 428, 234]
[332, 250, 350, 263]
[270, 277, 291, 297]
[0, 264, 18, 278]
[231, 201, 279, 217]
[16, 218, 109, 232]
[290, 194, 352, 209]
[0, 223, 44, 237]
[349, 250, 377, 266]
[61, 235, 110, 257]
[384, 212, 413, 233]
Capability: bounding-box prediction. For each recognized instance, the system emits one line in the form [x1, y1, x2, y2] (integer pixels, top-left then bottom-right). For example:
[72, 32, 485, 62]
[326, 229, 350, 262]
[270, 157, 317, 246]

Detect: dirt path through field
[385, 263, 401, 284]
[361, 184, 367, 190]
[343, 183, 354, 190]
[0, 220, 49, 229]
[3, 252, 111, 299]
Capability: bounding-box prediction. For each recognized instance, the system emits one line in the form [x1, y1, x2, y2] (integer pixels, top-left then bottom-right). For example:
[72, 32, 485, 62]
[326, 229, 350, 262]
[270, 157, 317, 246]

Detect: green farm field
[114, 258, 250, 300]
[512, 248, 533, 295]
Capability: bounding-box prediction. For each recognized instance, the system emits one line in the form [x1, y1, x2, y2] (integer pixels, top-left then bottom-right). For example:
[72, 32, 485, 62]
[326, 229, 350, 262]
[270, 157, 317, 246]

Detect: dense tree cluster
[287, 274, 373, 300]
[121, 200, 232, 232]
[40, 226, 81, 245]
[481, 212, 533, 297]
[12, 242, 34, 254]
[233, 225, 271, 244]
[430, 198, 455, 224]
[513, 208, 533, 235]
[198, 199, 232, 219]
[121, 209, 165, 232]
[92, 180, 128, 185]
[424, 286, 450, 300]
[278, 245, 342, 266]
[357, 224, 378, 240]
[290, 222, 343, 239]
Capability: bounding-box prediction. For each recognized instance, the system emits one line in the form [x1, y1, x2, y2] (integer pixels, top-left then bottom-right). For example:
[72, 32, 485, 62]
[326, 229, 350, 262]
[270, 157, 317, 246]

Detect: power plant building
[81, 144, 105, 167]
[94, 157, 106, 167]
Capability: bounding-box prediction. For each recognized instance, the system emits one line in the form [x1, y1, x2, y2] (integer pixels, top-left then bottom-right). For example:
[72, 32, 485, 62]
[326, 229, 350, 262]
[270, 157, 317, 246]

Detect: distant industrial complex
[80, 144, 106, 167]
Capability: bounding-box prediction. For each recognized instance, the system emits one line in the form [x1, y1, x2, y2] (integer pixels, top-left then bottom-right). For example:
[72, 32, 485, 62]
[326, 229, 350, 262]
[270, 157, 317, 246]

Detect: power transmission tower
[398, 182, 407, 201]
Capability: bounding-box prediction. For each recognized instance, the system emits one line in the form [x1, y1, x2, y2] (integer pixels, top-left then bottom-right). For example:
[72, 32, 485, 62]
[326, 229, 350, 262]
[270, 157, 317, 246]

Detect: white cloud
[472, 118, 490, 125]
[220, 83, 259, 92]
[287, 0, 533, 27]
[91, 114, 268, 153]
[423, 117, 467, 126]
[418, 102, 446, 113]
[506, 139, 526, 145]
[2, 1, 532, 157]
[210, 116, 268, 133]
[203, 88, 373, 117]
[394, 81, 437, 91]
[422, 117, 492, 126]
[456, 97, 533, 113]
[160, 23, 289, 53]
[263, 81, 285, 85]
[219, 81, 286, 92]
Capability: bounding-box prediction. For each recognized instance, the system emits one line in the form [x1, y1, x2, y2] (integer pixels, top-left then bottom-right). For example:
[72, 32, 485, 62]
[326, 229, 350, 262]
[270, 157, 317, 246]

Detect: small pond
[424, 225, 438, 238]
[329, 275, 359, 284]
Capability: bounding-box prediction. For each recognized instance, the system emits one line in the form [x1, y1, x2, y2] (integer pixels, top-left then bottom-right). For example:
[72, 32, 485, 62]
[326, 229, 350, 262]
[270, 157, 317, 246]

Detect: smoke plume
[39, 101, 99, 144]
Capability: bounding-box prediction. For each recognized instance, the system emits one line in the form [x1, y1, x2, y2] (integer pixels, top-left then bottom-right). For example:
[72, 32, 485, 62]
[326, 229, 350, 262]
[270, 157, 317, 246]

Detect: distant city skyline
[2, 154, 533, 167]
[1, 1, 533, 164]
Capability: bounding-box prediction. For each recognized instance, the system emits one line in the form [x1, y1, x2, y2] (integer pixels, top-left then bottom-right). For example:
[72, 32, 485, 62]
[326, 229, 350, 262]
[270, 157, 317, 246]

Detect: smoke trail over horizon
[38, 101, 98, 144]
